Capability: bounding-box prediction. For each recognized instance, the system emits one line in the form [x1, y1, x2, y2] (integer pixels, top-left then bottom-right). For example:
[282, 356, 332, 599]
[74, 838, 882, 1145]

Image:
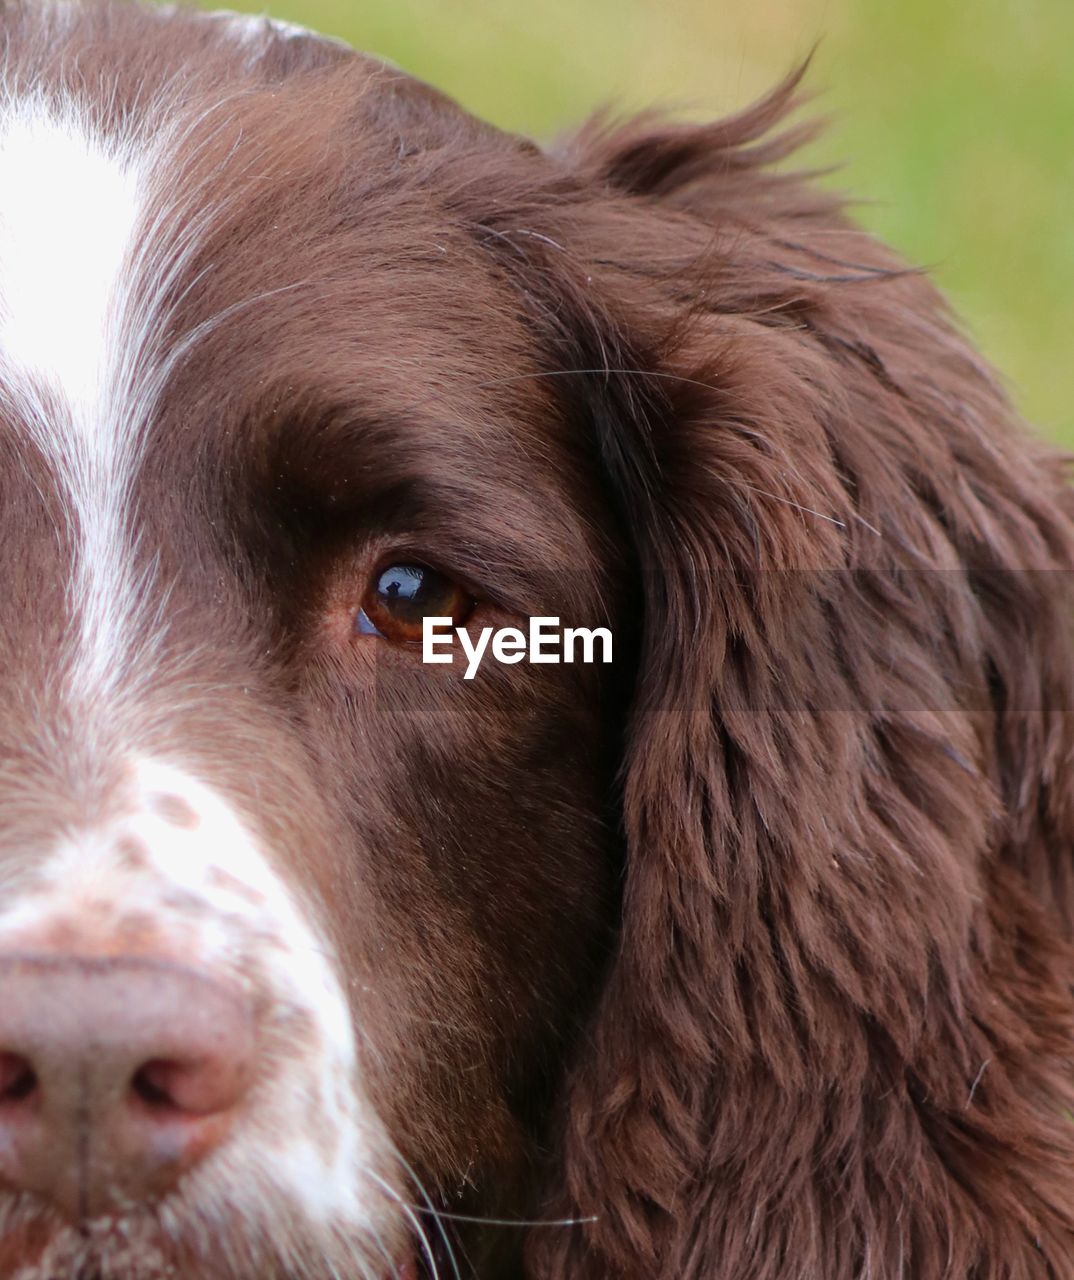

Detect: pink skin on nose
[0, 956, 257, 1220]
[0, 758, 379, 1243]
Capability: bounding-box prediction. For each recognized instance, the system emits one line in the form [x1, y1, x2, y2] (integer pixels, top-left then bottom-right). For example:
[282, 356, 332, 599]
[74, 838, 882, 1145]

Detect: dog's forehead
[0, 5, 525, 431]
[0, 13, 335, 706]
[0, 5, 590, 711]
[0, 20, 447, 454]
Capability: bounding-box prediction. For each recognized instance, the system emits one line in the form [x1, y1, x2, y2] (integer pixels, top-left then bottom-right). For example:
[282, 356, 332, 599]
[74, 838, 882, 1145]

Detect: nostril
[0, 1052, 37, 1104]
[131, 1060, 180, 1111]
[130, 1055, 244, 1117]
[0, 960, 257, 1219]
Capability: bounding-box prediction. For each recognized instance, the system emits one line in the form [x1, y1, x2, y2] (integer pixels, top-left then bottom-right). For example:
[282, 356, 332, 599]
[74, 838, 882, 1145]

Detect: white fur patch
[0, 110, 138, 419]
[0, 99, 147, 696]
[0, 46, 392, 1260]
[0, 758, 375, 1229]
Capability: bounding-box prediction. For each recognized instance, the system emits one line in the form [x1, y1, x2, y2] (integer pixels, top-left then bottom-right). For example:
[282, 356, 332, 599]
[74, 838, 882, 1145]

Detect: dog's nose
[0, 956, 256, 1219]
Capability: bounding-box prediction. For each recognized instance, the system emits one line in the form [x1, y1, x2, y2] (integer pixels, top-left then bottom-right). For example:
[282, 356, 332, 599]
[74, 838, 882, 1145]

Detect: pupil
[378, 565, 427, 605]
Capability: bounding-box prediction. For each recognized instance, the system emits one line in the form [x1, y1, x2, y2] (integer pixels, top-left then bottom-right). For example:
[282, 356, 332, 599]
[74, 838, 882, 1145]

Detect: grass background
[194, 0, 1073, 446]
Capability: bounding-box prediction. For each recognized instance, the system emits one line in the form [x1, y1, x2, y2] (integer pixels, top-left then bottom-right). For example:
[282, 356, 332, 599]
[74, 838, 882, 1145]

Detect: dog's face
[2, 5, 1074, 1280]
[0, 6, 627, 1277]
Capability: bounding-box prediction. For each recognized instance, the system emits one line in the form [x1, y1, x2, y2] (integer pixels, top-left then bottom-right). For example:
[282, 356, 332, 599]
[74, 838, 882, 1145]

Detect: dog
[0, 3, 1071, 1278]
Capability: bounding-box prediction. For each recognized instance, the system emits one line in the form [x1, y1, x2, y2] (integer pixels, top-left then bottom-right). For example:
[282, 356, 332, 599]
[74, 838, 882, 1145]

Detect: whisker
[367, 1169, 444, 1280]
[415, 1208, 598, 1229]
[468, 365, 725, 397]
[381, 1138, 463, 1280]
[730, 481, 847, 528]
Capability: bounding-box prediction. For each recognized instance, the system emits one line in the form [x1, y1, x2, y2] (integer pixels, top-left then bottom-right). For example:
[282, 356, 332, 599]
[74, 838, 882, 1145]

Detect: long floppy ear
[511, 79, 1074, 1280]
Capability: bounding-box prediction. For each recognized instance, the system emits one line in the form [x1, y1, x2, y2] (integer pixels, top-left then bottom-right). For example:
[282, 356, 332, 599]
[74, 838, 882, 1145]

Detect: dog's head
[0, 5, 1073, 1279]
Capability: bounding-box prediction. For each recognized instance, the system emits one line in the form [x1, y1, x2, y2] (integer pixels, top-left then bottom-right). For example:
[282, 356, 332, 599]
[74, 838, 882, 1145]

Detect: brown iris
[356, 563, 473, 644]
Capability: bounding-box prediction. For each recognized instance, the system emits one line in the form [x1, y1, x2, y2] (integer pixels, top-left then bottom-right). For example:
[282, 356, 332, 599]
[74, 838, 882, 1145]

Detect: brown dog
[0, 4, 1069, 1278]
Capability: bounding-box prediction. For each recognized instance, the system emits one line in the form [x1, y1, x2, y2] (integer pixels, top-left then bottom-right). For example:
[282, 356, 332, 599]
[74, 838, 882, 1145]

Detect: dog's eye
[356, 563, 473, 643]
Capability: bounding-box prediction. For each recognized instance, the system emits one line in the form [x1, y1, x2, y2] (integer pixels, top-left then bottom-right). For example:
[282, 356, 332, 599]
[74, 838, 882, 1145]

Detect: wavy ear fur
[497, 75, 1074, 1280]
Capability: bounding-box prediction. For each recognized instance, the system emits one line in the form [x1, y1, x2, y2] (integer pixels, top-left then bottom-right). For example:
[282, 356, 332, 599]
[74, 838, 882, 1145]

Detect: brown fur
[0, 5, 1071, 1277]
[526, 78, 1074, 1280]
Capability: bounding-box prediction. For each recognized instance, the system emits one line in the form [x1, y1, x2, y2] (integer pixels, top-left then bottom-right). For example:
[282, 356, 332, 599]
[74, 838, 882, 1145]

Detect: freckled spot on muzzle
[205, 865, 267, 906]
[148, 792, 200, 829]
[114, 836, 150, 870]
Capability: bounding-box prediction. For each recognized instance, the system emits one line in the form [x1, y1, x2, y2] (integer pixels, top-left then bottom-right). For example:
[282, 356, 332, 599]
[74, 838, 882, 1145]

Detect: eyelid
[370, 553, 480, 601]
[368, 535, 558, 618]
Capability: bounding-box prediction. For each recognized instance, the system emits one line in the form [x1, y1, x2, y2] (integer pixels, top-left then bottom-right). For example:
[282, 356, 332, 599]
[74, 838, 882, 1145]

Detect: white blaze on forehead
[0, 758, 375, 1227]
[0, 105, 140, 417]
[0, 98, 146, 693]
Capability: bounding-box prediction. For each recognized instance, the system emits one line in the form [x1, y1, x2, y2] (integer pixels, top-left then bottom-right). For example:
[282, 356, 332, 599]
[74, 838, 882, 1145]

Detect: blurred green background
[194, 0, 1073, 445]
